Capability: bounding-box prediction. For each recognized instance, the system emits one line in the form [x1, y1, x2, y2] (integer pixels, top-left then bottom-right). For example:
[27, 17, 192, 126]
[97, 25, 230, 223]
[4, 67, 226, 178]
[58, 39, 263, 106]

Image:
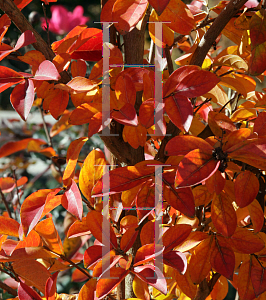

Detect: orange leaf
[96, 267, 129, 299]
[193, 185, 213, 207]
[83, 245, 103, 269]
[67, 217, 91, 238]
[35, 217, 64, 254]
[238, 258, 256, 300]
[210, 276, 229, 300]
[175, 231, 208, 252]
[211, 193, 237, 237]
[79, 148, 106, 205]
[13, 259, 51, 294]
[49, 89, 69, 120]
[86, 210, 118, 249]
[208, 111, 236, 137]
[0, 216, 19, 237]
[140, 221, 155, 245]
[18, 50, 46, 75]
[0, 177, 15, 193]
[20, 189, 61, 236]
[248, 199, 264, 233]
[228, 227, 264, 254]
[175, 148, 219, 188]
[120, 227, 138, 252]
[205, 170, 226, 195]
[162, 224, 192, 253]
[78, 278, 97, 300]
[235, 170, 259, 208]
[175, 267, 197, 299]
[71, 59, 87, 78]
[254, 111, 266, 136]
[123, 122, 147, 149]
[112, 0, 149, 35]
[189, 236, 212, 284]
[115, 74, 136, 106]
[62, 137, 88, 186]
[133, 275, 150, 300]
[67, 77, 98, 92]
[0, 138, 46, 158]
[210, 237, 235, 280]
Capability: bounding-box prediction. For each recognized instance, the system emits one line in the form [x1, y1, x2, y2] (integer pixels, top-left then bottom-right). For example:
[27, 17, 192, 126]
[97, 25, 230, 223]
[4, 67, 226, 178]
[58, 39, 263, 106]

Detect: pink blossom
[41, 5, 89, 35]
[244, 0, 258, 7]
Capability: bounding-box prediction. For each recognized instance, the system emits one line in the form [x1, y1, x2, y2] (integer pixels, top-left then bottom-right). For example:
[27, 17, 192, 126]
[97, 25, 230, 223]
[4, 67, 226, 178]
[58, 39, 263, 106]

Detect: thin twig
[0, 281, 17, 296]
[165, 47, 174, 75]
[0, 187, 13, 218]
[39, 106, 52, 147]
[42, 3, 50, 46]
[43, 246, 92, 278]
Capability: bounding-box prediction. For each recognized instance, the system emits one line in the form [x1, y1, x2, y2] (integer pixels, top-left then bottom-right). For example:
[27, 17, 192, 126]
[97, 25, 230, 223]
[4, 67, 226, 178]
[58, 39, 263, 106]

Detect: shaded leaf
[251, 257, 266, 297]
[78, 278, 97, 300]
[0, 216, 20, 237]
[238, 258, 256, 300]
[45, 271, 58, 300]
[210, 237, 235, 280]
[163, 250, 187, 274]
[211, 193, 237, 237]
[18, 281, 42, 300]
[248, 199, 264, 233]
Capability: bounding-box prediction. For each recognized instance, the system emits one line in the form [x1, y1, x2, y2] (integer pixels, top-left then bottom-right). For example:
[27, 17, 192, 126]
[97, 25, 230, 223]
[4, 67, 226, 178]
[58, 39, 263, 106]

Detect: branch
[0, 281, 17, 297]
[0, 0, 71, 84]
[190, 0, 249, 67]
[156, 0, 249, 161]
[0, 187, 13, 218]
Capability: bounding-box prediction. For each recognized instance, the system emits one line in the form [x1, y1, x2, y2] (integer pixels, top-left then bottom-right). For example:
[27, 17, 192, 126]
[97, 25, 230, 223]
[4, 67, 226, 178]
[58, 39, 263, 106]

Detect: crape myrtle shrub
[1, 0, 266, 300]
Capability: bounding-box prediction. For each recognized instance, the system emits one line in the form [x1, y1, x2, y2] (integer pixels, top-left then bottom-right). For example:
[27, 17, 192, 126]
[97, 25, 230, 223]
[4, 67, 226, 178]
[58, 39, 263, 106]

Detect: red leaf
[67, 217, 91, 238]
[49, 89, 69, 120]
[210, 237, 235, 280]
[0, 66, 24, 93]
[163, 224, 192, 253]
[163, 250, 187, 274]
[133, 265, 167, 295]
[134, 244, 165, 266]
[165, 135, 213, 156]
[254, 111, 266, 136]
[238, 259, 256, 300]
[92, 161, 163, 196]
[84, 245, 104, 269]
[33, 60, 61, 81]
[45, 271, 58, 300]
[149, 0, 170, 15]
[163, 184, 195, 218]
[10, 79, 35, 121]
[165, 95, 193, 132]
[61, 179, 83, 221]
[111, 103, 138, 126]
[0, 30, 36, 62]
[18, 281, 42, 300]
[96, 267, 129, 299]
[175, 149, 220, 188]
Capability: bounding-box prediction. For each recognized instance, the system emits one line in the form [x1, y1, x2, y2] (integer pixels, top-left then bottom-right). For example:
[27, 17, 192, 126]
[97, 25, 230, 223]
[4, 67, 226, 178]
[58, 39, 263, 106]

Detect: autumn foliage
[2, 0, 266, 299]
